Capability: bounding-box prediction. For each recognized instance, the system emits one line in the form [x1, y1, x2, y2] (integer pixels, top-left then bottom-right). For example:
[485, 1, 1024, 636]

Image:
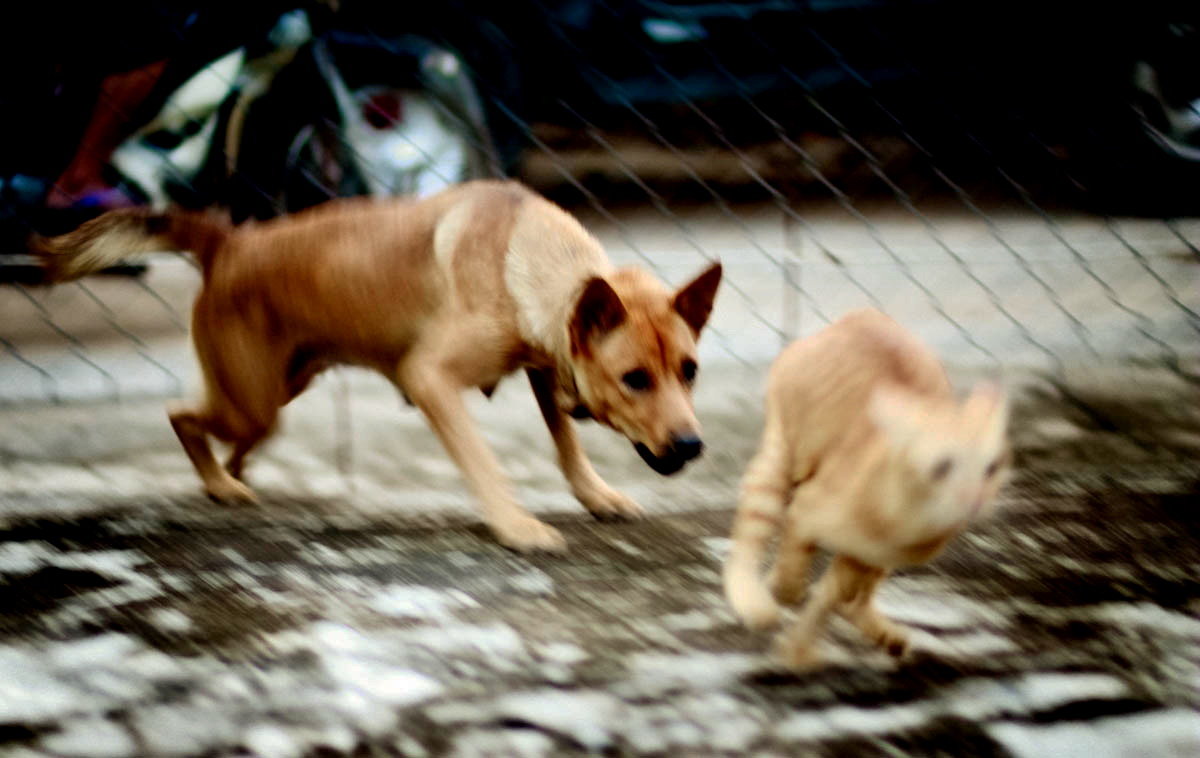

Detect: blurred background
[0, 2, 1198, 757]
[1, 0, 1198, 396]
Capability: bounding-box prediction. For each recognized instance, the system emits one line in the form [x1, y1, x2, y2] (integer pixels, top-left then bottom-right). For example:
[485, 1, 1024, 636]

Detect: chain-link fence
[3, 10, 1200, 754]
[2, 2, 1198, 406]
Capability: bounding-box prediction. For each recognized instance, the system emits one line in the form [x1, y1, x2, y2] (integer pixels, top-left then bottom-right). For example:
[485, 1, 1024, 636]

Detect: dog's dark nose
[671, 435, 704, 462]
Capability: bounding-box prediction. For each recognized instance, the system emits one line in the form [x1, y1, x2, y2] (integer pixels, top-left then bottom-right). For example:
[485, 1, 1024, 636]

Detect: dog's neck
[527, 277, 603, 422]
[513, 271, 611, 353]
[507, 250, 611, 360]
[563, 367, 592, 420]
[503, 206, 613, 419]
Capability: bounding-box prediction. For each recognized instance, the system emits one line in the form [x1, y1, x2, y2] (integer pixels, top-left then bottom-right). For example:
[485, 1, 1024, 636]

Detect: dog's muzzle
[634, 435, 704, 476]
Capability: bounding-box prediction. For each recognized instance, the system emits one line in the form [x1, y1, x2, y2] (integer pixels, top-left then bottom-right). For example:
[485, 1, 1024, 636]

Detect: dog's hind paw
[206, 476, 258, 505]
[494, 516, 568, 554]
[578, 486, 645, 521]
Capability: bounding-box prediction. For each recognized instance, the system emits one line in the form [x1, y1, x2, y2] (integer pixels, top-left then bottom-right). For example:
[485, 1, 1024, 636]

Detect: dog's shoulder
[445, 179, 536, 208]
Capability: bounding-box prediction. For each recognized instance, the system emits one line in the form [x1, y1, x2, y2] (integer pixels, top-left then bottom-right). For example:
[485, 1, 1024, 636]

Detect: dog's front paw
[206, 476, 258, 505]
[493, 516, 568, 554]
[578, 486, 645, 521]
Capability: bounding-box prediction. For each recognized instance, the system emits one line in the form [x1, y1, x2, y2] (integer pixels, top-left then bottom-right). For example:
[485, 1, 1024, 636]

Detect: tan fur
[723, 308, 1010, 667]
[38, 181, 722, 552]
[33, 207, 231, 280]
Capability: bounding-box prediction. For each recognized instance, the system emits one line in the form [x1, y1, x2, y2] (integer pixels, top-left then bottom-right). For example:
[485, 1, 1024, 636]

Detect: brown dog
[37, 180, 723, 552]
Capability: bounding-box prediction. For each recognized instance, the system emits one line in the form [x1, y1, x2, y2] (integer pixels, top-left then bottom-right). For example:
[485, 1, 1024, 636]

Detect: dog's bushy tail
[32, 207, 232, 282]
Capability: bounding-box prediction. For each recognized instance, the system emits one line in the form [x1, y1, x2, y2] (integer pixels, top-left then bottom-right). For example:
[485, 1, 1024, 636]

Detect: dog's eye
[622, 368, 652, 392]
[681, 359, 697, 384]
[930, 457, 953, 481]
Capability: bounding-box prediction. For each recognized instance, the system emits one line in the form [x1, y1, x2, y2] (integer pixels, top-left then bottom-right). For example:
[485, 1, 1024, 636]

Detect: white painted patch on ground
[493, 690, 622, 751]
[508, 567, 555, 595]
[621, 651, 761, 697]
[539, 641, 588, 666]
[951, 672, 1130, 721]
[700, 536, 731, 563]
[47, 633, 140, 668]
[660, 609, 719, 631]
[988, 708, 1200, 758]
[133, 705, 237, 756]
[1030, 418, 1083, 440]
[242, 723, 302, 758]
[397, 622, 527, 665]
[449, 727, 557, 758]
[149, 607, 193, 633]
[607, 538, 645, 557]
[776, 702, 931, 741]
[776, 671, 1132, 742]
[678, 693, 766, 752]
[326, 656, 443, 707]
[368, 585, 478, 620]
[0, 540, 54, 573]
[913, 628, 1020, 658]
[39, 717, 136, 758]
[1091, 602, 1200, 638]
[874, 583, 993, 630]
[309, 621, 372, 653]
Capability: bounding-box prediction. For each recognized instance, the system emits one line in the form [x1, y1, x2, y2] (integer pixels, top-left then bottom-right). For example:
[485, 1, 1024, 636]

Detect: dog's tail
[32, 207, 232, 282]
[722, 405, 792, 630]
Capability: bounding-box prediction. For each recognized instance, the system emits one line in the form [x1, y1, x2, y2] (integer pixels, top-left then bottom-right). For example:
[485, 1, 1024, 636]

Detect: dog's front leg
[527, 368, 644, 521]
[401, 362, 567, 553]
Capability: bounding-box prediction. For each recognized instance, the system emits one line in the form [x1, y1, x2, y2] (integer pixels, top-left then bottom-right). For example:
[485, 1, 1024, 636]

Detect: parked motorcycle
[0, 5, 501, 280]
[105, 9, 500, 221]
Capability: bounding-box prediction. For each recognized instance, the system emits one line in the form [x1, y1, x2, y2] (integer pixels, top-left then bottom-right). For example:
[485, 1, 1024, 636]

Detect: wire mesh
[1, 2, 1198, 408]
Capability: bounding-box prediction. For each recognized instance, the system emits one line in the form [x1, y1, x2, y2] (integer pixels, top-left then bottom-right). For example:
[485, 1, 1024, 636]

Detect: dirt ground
[1, 357, 1199, 757]
[1, 198, 1199, 757]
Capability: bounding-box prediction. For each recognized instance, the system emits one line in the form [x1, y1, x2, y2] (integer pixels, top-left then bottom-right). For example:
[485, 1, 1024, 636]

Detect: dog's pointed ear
[570, 277, 627, 354]
[673, 262, 722, 335]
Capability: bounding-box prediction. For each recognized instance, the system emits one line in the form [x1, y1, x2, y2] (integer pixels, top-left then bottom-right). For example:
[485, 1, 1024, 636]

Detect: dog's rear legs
[223, 355, 317, 480]
[400, 362, 566, 553]
[168, 406, 256, 503]
[527, 368, 644, 521]
[225, 432, 268, 481]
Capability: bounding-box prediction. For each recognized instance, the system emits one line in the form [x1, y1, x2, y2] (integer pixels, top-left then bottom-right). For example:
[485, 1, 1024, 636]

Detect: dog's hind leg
[224, 431, 268, 481]
[224, 349, 321, 480]
[835, 560, 910, 657]
[399, 360, 566, 553]
[772, 553, 862, 669]
[174, 315, 286, 502]
[169, 405, 257, 503]
[527, 367, 643, 521]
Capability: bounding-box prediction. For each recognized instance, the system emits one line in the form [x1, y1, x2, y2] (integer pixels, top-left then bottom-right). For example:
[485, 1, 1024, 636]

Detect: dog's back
[767, 308, 950, 479]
